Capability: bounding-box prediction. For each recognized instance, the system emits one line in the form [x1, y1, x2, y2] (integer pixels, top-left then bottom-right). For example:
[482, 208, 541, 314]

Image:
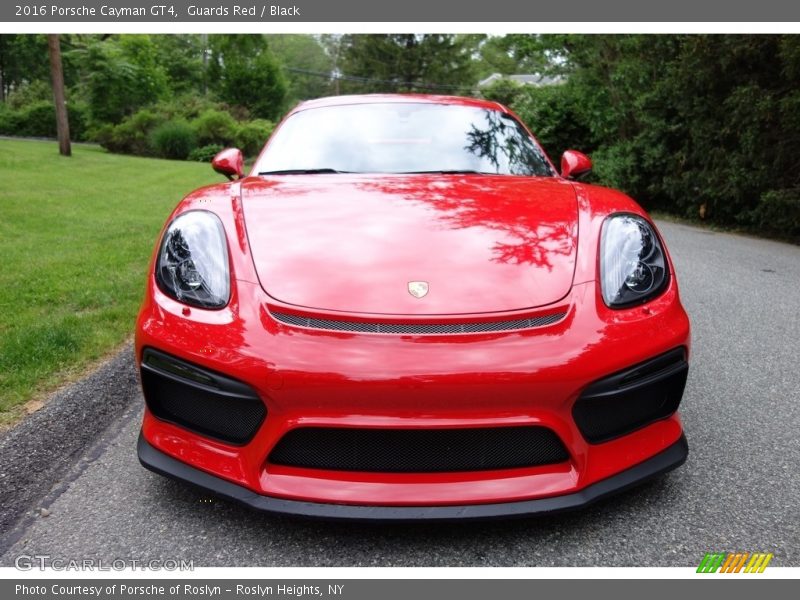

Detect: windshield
[254, 103, 555, 176]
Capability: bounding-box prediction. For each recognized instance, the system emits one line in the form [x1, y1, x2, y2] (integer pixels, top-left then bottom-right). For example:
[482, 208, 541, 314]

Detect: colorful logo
[697, 552, 773, 573]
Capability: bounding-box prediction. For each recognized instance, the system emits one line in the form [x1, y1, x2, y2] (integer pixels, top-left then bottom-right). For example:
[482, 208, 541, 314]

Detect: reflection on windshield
[254, 103, 554, 176]
[464, 110, 549, 175]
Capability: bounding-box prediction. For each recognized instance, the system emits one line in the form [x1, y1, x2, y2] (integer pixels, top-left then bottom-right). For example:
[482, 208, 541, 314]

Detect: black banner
[3, 579, 797, 600]
[4, 0, 800, 23]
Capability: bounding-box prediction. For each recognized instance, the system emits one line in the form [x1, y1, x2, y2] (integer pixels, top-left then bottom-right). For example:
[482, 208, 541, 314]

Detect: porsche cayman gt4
[136, 94, 690, 520]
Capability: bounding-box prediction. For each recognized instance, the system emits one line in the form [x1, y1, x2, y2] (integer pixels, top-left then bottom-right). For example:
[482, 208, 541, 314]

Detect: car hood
[241, 174, 578, 315]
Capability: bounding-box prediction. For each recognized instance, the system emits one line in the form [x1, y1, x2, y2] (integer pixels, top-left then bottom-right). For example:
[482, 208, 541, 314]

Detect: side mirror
[560, 150, 592, 179]
[212, 148, 244, 180]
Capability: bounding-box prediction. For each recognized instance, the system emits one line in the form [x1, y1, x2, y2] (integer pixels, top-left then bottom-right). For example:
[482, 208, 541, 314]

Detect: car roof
[289, 94, 509, 115]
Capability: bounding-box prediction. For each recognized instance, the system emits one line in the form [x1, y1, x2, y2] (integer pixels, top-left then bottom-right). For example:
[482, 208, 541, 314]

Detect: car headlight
[155, 211, 230, 309]
[600, 214, 668, 308]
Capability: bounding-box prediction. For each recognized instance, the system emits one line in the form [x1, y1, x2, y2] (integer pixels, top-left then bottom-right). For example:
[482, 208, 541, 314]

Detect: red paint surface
[242, 175, 578, 314]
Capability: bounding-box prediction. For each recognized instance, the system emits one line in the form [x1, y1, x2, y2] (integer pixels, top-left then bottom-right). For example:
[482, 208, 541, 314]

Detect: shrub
[0, 105, 21, 135]
[188, 144, 224, 162]
[0, 100, 89, 141]
[590, 142, 644, 198]
[235, 119, 274, 157]
[12, 101, 58, 137]
[65, 102, 90, 141]
[91, 123, 116, 149]
[746, 188, 800, 240]
[192, 109, 238, 146]
[149, 120, 196, 160]
[153, 96, 224, 121]
[508, 84, 594, 164]
[480, 79, 526, 108]
[6, 80, 52, 110]
[97, 109, 166, 155]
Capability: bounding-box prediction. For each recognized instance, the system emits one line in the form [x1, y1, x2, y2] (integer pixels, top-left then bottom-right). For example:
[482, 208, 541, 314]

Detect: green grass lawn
[0, 139, 219, 427]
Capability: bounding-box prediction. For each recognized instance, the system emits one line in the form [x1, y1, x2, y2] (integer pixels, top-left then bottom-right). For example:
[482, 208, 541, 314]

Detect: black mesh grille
[141, 349, 266, 445]
[271, 311, 567, 335]
[268, 426, 569, 473]
[573, 348, 688, 444]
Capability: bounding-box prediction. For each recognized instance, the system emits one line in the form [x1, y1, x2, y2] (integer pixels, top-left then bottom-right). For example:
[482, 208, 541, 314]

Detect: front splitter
[137, 432, 688, 522]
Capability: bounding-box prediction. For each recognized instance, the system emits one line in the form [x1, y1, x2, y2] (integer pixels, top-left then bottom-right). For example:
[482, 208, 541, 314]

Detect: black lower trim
[573, 347, 689, 444]
[137, 432, 688, 522]
[140, 348, 266, 445]
[268, 425, 569, 473]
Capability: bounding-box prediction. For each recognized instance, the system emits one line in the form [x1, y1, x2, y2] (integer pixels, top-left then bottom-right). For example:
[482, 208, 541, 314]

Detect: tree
[269, 34, 334, 102]
[338, 34, 477, 94]
[207, 35, 287, 120]
[0, 34, 50, 102]
[81, 35, 169, 124]
[47, 34, 70, 156]
[152, 35, 206, 96]
[503, 34, 800, 237]
[464, 35, 519, 80]
[498, 35, 571, 77]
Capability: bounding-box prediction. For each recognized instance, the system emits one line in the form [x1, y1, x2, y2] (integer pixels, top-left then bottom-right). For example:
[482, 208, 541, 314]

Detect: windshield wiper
[258, 168, 350, 175]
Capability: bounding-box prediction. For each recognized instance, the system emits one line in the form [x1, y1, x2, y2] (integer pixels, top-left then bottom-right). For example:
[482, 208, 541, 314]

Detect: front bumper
[137, 278, 691, 509]
[138, 432, 687, 521]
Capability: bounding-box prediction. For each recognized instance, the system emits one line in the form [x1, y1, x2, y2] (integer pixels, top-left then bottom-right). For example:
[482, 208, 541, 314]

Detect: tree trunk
[0, 36, 6, 103]
[47, 34, 71, 157]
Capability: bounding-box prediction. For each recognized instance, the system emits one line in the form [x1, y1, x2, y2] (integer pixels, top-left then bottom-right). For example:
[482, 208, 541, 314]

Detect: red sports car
[136, 94, 690, 520]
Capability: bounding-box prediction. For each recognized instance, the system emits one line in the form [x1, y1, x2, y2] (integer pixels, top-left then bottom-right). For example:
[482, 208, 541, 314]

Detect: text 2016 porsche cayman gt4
[136, 94, 690, 520]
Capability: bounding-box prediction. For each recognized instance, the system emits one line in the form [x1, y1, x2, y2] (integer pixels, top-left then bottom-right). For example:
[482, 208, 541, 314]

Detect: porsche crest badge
[408, 281, 429, 299]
